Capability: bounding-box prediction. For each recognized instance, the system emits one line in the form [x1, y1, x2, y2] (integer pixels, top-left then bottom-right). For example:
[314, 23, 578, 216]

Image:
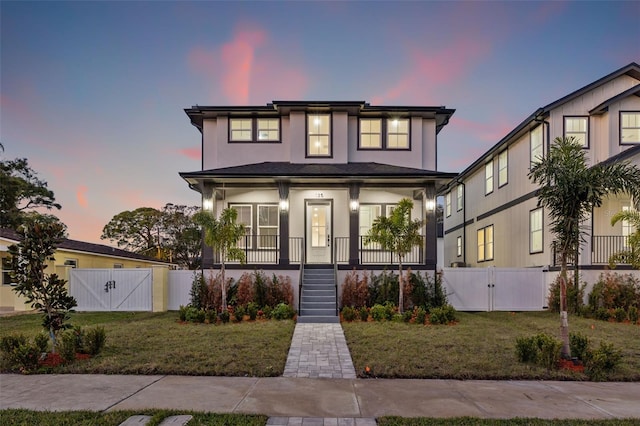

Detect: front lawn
[0, 312, 295, 376]
[342, 311, 640, 380]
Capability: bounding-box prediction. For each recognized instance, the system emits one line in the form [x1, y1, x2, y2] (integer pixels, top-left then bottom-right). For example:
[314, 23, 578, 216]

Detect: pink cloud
[188, 22, 308, 104]
[179, 147, 200, 160]
[76, 185, 88, 208]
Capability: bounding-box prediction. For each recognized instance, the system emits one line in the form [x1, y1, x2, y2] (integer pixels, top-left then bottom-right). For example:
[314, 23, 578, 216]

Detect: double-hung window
[456, 185, 463, 211]
[308, 114, 331, 156]
[359, 205, 382, 248]
[232, 205, 253, 248]
[445, 192, 451, 217]
[477, 225, 494, 262]
[387, 118, 409, 149]
[257, 205, 278, 249]
[485, 161, 494, 195]
[620, 112, 640, 144]
[530, 208, 543, 254]
[498, 150, 508, 187]
[229, 118, 280, 142]
[530, 125, 543, 168]
[564, 116, 588, 147]
[359, 119, 382, 149]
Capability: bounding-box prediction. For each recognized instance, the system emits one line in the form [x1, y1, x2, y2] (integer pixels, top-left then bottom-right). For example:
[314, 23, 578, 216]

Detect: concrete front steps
[297, 266, 339, 324]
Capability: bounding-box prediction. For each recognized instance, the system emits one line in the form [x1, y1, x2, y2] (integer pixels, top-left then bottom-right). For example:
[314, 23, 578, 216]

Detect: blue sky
[1, 1, 638, 244]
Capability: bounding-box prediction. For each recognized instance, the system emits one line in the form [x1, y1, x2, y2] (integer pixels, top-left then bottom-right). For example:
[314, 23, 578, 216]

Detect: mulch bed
[39, 352, 91, 368]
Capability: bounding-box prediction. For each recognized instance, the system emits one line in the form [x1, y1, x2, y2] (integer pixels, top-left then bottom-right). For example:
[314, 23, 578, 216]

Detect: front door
[306, 200, 332, 263]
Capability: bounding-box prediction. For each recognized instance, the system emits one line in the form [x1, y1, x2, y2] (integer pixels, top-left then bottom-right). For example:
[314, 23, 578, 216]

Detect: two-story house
[180, 101, 456, 321]
[442, 62, 640, 272]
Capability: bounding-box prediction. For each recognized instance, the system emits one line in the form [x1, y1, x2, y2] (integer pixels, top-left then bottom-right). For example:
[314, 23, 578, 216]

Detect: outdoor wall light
[350, 199, 359, 212]
[425, 199, 436, 212]
[279, 199, 289, 212]
[203, 199, 214, 211]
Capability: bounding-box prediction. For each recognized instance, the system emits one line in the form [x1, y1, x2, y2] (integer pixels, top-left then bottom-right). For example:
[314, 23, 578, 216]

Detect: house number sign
[316, 192, 324, 198]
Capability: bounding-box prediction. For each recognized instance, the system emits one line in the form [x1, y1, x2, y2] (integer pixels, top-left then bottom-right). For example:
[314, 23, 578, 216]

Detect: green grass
[378, 418, 640, 426]
[0, 409, 267, 425]
[0, 312, 295, 376]
[343, 311, 640, 380]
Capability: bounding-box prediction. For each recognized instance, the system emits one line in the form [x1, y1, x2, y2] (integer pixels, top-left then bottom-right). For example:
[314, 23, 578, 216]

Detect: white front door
[306, 200, 332, 263]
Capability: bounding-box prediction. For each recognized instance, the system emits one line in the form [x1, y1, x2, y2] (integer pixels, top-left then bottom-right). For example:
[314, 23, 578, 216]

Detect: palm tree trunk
[398, 259, 404, 314]
[220, 253, 227, 313]
[559, 255, 571, 358]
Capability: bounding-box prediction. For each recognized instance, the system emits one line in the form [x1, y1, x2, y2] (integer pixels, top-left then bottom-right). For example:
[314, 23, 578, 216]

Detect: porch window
[307, 114, 331, 156]
[445, 192, 451, 217]
[564, 116, 588, 147]
[385, 204, 397, 217]
[530, 125, 543, 168]
[257, 205, 279, 249]
[387, 118, 409, 149]
[485, 161, 494, 195]
[230, 118, 253, 141]
[359, 119, 382, 149]
[620, 112, 640, 144]
[232, 205, 253, 248]
[477, 225, 494, 262]
[530, 208, 543, 254]
[360, 205, 382, 248]
[456, 184, 463, 211]
[622, 205, 636, 247]
[498, 149, 508, 187]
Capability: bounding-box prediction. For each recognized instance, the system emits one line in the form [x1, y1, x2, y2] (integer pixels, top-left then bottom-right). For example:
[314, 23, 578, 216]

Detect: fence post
[152, 265, 169, 312]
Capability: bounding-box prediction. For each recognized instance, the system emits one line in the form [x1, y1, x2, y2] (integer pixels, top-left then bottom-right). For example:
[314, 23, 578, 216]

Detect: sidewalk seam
[101, 375, 167, 413]
[231, 377, 261, 413]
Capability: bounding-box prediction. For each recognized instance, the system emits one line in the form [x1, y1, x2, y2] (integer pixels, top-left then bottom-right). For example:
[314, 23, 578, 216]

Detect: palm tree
[609, 209, 640, 269]
[364, 198, 424, 313]
[193, 207, 246, 312]
[529, 136, 640, 357]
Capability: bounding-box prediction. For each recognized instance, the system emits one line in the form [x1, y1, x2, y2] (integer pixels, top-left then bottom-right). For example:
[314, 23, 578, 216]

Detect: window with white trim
[360, 205, 382, 248]
[530, 125, 543, 168]
[485, 161, 494, 195]
[445, 192, 451, 217]
[477, 225, 494, 262]
[64, 259, 78, 268]
[456, 236, 462, 257]
[257, 205, 279, 249]
[621, 205, 636, 247]
[530, 208, 543, 254]
[564, 116, 588, 147]
[385, 204, 397, 217]
[307, 114, 331, 156]
[498, 149, 508, 187]
[232, 205, 252, 248]
[229, 118, 280, 142]
[387, 118, 409, 149]
[456, 185, 463, 211]
[359, 119, 382, 149]
[620, 112, 640, 144]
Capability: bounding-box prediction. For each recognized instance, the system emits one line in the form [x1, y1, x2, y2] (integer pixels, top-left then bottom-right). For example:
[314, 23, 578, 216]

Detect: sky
[1, 1, 639, 245]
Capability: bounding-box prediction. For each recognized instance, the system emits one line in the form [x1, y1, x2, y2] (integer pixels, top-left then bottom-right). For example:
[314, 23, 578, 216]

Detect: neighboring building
[442, 62, 640, 270]
[0, 228, 172, 311]
[180, 101, 456, 321]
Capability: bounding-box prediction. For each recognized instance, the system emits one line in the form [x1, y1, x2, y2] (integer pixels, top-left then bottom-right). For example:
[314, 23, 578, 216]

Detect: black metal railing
[219, 235, 304, 265]
[592, 235, 631, 264]
[334, 236, 426, 265]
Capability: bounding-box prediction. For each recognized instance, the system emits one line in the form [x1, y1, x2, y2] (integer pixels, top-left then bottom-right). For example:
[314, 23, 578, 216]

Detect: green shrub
[233, 305, 245, 322]
[261, 305, 272, 319]
[429, 304, 457, 325]
[218, 311, 230, 324]
[189, 272, 207, 310]
[629, 306, 639, 324]
[368, 271, 399, 307]
[205, 309, 217, 324]
[1, 334, 27, 355]
[341, 306, 357, 322]
[57, 330, 79, 363]
[402, 309, 413, 323]
[0, 334, 41, 373]
[184, 306, 205, 323]
[594, 307, 610, 321]
[270, 303, 296, 320]
[370, 304, 388, 321]
[178, 305, 188, 322]
[588, 272, 640, 316]
[246, 302, 259, 321]
[548, 274, 586, 313]
[358, 307, 369, 321]
[83, 326, 106, 356]
[410, 271, 448, 310]
[414, 306, 427, 325]
[613, 307, 627, 322]
[569, 332, 590, 362]
[515, 336, 538, 363]
[585, 342, 622, 381]
[34, 333, 49, 354]
[536, 333, 562, 370]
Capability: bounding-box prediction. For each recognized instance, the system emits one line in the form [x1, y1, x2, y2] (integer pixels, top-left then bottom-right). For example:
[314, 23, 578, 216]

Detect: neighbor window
[498, 150, 508, 187]
[485, 161, 494, 195]
[445, 192, 452, 217]
[230, 117, 280, 142]
[307, 114, 331, 156]
[359, 119, 382, 148]
[477, 225, 494, 262]
[387, 118, 409, 149]
[530, 125, 543, 168]
[456, 236, 462, 257]
[620, 112, 640, 144]
[564, 116, 588, 147]
[114, 263, 124, 269]
[530, 208, 543, 254]
[257, 205, 279, 248]
[232, 204, 253, 248]
[64, 259, 78, 268]
[456, 185, 463, 211]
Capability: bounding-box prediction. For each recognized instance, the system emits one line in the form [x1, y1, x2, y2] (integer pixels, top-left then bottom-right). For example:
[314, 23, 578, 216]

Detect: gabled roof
[443, 62, 640, 190]
[599, 145, 640, 166]
[0, 228, 171, 264]
[590, 85, 640, 115]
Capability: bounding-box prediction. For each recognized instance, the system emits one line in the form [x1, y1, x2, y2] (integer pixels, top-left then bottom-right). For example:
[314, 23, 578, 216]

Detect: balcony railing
[335, 236, 426, 265]
[592, 235, 631, 265]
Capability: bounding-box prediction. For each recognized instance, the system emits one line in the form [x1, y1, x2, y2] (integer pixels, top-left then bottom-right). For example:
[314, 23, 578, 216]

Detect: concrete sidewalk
[1, 374, 639, 419]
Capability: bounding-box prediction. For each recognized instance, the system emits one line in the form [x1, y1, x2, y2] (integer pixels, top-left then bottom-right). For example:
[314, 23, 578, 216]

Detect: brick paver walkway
[283, 323, 357, 379]
[267, 417, 377, 426]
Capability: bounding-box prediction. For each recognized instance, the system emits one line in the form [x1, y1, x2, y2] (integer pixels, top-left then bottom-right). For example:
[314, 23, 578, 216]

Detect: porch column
[278, 182, 290, 266]
[201, 182, 216, 269]
[424, 184, 437, 269]
[349, 183, 360, 266]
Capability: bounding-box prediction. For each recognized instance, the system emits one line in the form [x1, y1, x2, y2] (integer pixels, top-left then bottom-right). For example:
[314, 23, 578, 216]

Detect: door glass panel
[311, 206, 327, 247]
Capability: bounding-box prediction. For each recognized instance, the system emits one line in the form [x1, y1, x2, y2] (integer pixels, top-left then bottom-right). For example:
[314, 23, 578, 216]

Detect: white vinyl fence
[168, 270, 197, 310]
[70, 269, 153, 311]
[442, 267, 547, 311]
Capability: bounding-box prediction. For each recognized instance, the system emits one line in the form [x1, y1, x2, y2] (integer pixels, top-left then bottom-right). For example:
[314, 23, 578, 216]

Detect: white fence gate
[70, 269, 153, 311]
[442, 267, 546, 311]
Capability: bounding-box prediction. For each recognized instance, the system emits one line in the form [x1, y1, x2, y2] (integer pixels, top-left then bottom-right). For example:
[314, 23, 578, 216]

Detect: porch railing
[335, 236, 426, 265]
[218, 236, 304, 264]
[592, 235, 631, 265]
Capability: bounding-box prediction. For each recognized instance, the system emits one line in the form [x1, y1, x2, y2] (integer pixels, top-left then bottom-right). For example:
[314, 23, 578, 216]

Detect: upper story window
[445, 192, 451, 217]
[229, 117, 280, 142]
[564, 116, 588, 148]
[530, 125, 543, 168]
[620, 111, 640, 144]
[359, 119, 382, 149]
[456, 236, 462, 257]
[387, 118, 409, 149]
[498, 149, 508, 187]
[485, 160, 494, 195]
[307, 114, 331, 156]
[456, 184, 463, 211]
